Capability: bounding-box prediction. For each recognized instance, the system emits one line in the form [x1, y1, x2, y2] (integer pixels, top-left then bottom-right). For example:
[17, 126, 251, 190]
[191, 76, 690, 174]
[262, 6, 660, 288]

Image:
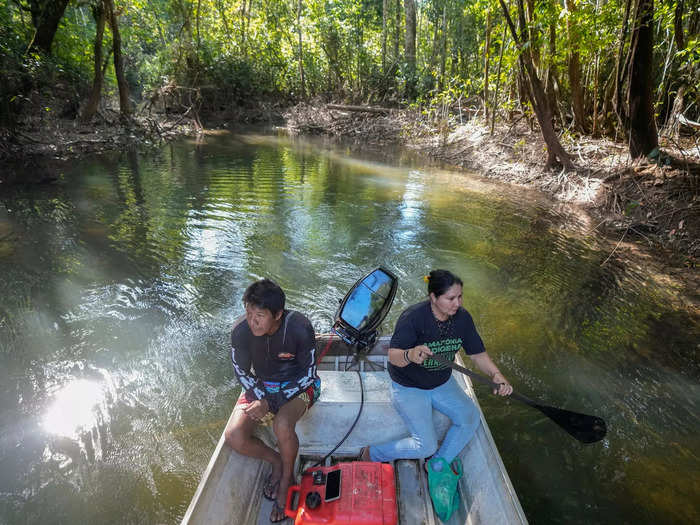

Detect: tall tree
[297, 0, 305, 97]
[394, 0, 401, 66]
[382, 0, 389, 74]
[564, 0, 587, 132]
[483, 9, 492, 119]
[27, 0, 70, 54]
[613, 0, 633, 129]
[664, 0, 697, 137]
[404, 0, 416, 99]
[105, 0, 131, 117]
[79, 0, 108, 122]
[499, 0, 574, 168]
[438, 3, 447, 91]
[626, 0, 658, 157]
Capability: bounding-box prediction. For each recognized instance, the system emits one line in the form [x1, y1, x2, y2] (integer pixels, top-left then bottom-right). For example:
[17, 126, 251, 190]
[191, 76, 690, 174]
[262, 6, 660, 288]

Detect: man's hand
[243, 398, 270, 421]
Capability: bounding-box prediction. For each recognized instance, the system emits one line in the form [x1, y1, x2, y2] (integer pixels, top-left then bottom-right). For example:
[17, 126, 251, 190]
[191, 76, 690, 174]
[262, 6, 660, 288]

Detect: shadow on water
[0, 132, 698, 524]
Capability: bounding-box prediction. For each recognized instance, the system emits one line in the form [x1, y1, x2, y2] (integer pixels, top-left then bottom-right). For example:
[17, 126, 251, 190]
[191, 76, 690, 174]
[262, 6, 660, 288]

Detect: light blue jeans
[369, 375, 481, 463]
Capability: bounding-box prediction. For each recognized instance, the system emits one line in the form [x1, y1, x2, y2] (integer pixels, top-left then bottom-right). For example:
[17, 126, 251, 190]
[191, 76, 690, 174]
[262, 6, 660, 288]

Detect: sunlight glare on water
[43, 379, 105, 438]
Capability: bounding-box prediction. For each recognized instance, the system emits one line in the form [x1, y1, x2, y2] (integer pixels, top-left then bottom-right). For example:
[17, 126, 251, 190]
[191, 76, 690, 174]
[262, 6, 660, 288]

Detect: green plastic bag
[427, 457, 462, 522]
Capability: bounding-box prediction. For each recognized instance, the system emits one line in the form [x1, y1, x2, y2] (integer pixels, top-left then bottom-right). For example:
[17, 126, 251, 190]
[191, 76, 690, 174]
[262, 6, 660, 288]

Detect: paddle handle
[430, 353, 537, 408]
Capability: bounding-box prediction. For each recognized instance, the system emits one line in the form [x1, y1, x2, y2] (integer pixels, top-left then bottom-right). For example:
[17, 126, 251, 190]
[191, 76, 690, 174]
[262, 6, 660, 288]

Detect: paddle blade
[534, 403, 607, 444]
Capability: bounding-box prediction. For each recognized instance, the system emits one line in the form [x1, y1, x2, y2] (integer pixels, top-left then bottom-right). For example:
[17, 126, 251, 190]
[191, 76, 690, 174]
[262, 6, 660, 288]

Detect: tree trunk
[592, 53, 600, 135]
[564, 0, 587, 133]
[544, 21, 563, 127]
[439, 6, 447, 92]
[80, 0, 107, 122]
[483, 10, 491, 120]
[524, 0, 539, 68]
[28, 0, 70, 54]
[297, 0, 305, 98]
[404, 0, 416, 99]
[663, 0, 694, 137]
[655, 29, 674, 120]
[499, 0, 574, 169]
[105, 0, 131, 117]
[382, 0, 388, 74]
[491, 24, 507, 134]
[614, 0, 633, 128]
[627, 0, 658, 157]
[394, 0, 401, 67]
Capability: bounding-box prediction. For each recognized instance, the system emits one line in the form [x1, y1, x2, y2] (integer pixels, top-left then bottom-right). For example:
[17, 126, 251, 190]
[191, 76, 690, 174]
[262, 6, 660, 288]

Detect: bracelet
[404, 349, 411, 365]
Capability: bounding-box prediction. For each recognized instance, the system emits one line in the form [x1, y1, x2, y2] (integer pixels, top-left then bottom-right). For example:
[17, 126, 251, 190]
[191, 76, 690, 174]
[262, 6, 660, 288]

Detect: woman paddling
[360, 269, 513, 520]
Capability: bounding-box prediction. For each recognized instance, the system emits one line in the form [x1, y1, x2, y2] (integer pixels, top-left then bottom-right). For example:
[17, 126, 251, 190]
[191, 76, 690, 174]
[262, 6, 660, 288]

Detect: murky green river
[0, 133, 698, 524]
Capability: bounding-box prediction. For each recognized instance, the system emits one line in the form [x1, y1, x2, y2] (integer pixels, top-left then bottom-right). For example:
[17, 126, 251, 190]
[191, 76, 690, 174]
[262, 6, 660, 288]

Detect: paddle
[430, 353, 607, 444]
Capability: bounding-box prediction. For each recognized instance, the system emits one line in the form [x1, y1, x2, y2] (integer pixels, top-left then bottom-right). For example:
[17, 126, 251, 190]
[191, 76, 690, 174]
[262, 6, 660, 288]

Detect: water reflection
[0, 133, 697, 525]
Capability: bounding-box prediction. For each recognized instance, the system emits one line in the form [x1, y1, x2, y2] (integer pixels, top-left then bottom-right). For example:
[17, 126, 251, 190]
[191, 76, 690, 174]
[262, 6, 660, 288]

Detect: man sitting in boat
[360, 269, 513, 521]
[225, 278, 321, 523]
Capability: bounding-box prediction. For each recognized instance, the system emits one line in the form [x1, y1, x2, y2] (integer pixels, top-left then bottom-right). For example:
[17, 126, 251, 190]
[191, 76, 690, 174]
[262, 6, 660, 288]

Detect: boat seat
[296, 371, 452, 456]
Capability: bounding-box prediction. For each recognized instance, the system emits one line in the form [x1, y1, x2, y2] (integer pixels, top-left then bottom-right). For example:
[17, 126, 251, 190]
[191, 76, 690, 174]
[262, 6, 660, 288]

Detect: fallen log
[678, 114, 700, 129]
[326, 104, 391, 114]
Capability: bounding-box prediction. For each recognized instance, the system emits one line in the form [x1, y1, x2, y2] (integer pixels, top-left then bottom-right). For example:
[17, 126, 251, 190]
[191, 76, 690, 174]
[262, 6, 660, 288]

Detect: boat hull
[181, 336, 527, 525]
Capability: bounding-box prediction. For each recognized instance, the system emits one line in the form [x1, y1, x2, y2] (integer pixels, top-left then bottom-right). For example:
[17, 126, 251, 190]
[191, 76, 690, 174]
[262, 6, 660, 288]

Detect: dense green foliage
[0, 0, 698, 136]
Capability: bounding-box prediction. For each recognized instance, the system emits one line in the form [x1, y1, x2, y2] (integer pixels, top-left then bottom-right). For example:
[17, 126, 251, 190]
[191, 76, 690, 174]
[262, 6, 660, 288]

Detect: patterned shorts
[235, 379, 321, 427]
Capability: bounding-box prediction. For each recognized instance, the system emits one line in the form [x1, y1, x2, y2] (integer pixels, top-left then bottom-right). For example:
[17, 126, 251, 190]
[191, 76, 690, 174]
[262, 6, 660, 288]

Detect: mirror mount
[332, 267, 398, 370]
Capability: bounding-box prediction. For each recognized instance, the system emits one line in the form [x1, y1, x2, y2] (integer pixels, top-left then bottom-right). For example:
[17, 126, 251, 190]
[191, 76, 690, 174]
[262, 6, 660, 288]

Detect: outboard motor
[332, 267, 397, 370]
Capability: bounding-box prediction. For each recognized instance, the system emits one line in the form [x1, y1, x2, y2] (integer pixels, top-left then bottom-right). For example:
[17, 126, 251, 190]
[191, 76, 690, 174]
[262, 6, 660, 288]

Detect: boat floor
[254, 455, 441, 525]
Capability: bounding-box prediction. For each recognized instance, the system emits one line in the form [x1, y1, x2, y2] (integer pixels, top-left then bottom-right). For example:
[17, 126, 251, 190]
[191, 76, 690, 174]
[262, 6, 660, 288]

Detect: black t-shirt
[388, 300, 485, 389]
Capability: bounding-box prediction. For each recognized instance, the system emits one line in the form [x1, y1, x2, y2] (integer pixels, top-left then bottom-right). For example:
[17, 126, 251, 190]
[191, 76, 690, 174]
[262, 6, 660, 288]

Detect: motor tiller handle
[284, 485, 301, 519]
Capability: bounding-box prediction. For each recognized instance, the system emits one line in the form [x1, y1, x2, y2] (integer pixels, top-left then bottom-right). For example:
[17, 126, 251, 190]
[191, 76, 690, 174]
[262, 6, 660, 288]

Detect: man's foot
[274, 475, 294, 522]
[263, 461, 283, 500]
[270, 500, 287, 523]
[263, 474, 280, 501]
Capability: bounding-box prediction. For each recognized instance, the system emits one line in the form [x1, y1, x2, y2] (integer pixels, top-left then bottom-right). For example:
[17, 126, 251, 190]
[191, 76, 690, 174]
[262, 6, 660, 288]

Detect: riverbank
[284, 103, 699, 309]
[0, 112, 200, 183]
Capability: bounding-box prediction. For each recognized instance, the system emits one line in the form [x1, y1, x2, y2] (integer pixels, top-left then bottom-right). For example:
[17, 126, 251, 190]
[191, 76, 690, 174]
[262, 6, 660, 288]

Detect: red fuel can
[284, 462, 398, 525]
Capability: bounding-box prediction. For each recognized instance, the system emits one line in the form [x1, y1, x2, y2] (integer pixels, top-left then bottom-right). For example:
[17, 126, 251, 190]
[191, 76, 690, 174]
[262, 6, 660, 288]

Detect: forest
[1, 0, 698, 159]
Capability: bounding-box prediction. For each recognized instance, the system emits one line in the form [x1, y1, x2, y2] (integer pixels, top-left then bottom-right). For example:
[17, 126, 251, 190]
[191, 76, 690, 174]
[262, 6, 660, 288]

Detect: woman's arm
[469, 352, 513, 396]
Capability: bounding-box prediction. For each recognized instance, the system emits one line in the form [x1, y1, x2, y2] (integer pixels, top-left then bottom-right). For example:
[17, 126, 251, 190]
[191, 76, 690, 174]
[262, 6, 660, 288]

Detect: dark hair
[426, 269, 463, 297]
[243, 279, 285, 314]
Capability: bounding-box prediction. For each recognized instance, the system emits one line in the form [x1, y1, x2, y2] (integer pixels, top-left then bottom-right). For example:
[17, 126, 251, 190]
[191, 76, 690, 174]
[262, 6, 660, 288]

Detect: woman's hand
[491, 372, 513, 396]
[408, 345, 433, 365]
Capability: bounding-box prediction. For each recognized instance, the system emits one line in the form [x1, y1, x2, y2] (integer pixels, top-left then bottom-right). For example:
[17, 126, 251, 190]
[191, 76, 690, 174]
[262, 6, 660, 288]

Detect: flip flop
[262, 473, 280, 501]
[269, 500, 288, 523]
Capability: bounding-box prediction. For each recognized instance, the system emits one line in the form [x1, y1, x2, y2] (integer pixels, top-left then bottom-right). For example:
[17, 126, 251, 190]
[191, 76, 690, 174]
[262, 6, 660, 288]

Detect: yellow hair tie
[423, 275, 430, 283]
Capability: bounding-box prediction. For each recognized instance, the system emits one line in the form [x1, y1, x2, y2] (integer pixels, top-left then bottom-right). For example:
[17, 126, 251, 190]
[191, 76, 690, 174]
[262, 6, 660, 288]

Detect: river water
[0, 133, 697, 524]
